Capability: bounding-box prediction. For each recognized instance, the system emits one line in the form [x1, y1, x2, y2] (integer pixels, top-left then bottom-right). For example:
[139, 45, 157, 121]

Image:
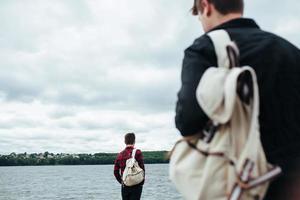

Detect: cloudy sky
[0, 0, 299, 154]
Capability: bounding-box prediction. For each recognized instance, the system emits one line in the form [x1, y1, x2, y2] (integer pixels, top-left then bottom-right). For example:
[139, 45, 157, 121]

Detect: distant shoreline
[0, 151, 169, 167]
[0, 163, 169, 167]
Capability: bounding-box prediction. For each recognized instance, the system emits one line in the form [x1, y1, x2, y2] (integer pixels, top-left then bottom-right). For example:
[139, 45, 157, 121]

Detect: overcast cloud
[0, 0, 299, 154]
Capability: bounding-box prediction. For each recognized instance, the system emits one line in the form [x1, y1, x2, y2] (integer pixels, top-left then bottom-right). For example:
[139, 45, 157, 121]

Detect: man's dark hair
[192, 0, 244, 15]
[124, 133, 135, 145]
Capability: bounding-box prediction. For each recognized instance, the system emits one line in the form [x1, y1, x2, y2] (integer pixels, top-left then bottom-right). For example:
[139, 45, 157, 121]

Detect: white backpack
[122, 149, 145, 186]
[169, 30, 281, 200]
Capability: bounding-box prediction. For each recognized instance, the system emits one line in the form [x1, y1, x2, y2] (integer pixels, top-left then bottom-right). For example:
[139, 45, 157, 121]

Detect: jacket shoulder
[183, 34, 217, 68]
[256, 30, 299, 51]
[117, 149, 127, 158]
[185, 34, 212, 52]
[135, 149, 142, 154]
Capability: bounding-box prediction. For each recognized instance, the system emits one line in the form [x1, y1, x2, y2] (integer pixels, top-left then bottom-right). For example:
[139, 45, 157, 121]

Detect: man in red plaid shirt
[114, 133, 145, 200]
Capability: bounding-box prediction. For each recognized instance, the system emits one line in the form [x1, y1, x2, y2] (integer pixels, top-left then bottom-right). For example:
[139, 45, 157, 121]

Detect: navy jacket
[175, 18, 300, 169]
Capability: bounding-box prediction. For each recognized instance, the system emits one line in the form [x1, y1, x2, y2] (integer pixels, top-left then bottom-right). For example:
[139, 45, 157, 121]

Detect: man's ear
[201, 0, 212, 17]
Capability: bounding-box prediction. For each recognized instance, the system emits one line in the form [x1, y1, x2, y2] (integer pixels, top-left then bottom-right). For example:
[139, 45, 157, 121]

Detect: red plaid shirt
[114, 146, 145, 185]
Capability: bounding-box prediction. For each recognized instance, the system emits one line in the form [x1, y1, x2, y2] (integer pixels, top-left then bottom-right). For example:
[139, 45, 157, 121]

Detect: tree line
[0, 151, 169, 166]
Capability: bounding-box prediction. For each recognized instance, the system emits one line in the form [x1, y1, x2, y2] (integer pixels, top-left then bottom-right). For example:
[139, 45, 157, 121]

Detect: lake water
[0, 164, 182, 200]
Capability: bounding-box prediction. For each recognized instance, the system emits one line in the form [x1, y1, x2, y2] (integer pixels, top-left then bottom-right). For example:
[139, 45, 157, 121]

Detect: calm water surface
[0, 164, 182, 200]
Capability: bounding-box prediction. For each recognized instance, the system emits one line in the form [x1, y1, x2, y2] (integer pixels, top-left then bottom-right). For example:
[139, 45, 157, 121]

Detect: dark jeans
[121, 184, 143, 200]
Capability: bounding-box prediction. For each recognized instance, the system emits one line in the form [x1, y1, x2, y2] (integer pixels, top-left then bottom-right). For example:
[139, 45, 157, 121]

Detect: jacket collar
[208, 18, 260, 33]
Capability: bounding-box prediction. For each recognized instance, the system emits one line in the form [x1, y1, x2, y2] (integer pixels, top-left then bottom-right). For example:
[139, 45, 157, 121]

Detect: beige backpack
[122, 149, 144, 186]
[169, 30, 281, 200]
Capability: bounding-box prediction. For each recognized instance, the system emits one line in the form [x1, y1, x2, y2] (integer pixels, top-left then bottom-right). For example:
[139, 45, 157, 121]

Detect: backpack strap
[207, 30, 239, 68]
[207, 30, 231, 68]
[131, 149, 137, 159]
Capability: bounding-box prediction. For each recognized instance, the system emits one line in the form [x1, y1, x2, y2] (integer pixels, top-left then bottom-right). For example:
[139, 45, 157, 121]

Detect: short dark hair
[192, 0, 244, 15]
[124, 133, 135, 145]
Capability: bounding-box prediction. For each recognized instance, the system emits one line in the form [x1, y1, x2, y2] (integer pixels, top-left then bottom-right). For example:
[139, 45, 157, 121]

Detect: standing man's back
[175, 0, 300, 199]
[114, 133, 145, 200]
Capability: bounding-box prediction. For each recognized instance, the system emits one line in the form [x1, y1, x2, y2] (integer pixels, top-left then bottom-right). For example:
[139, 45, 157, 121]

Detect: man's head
[192, 0, 244, 32]
[124, 133, 135, 145]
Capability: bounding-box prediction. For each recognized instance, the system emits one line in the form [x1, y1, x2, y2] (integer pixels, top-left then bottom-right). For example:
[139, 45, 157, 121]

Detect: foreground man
[175, 0, 300, 199]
